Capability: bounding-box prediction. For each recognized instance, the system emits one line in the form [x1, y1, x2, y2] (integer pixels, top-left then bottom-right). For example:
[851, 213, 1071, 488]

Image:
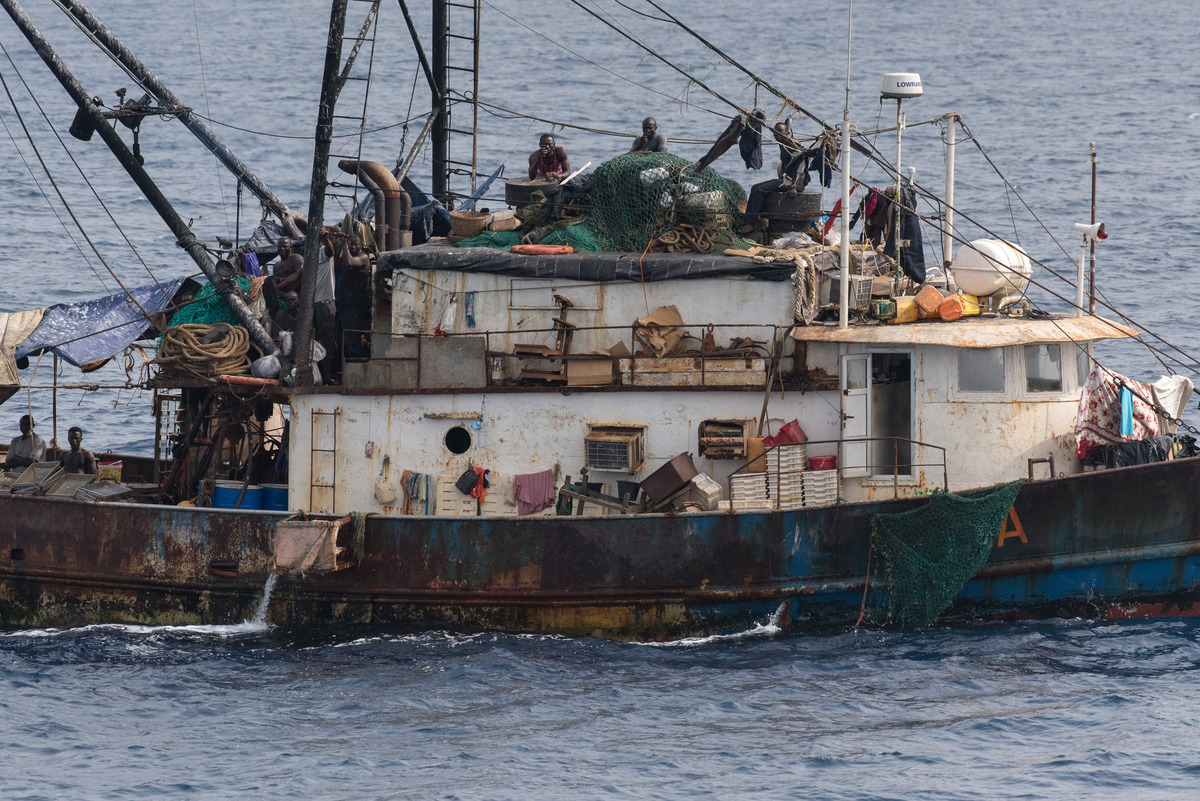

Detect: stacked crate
[767, 445, 807, 510]
[729, 472, 770, 510]
[801, 469, 839, 508]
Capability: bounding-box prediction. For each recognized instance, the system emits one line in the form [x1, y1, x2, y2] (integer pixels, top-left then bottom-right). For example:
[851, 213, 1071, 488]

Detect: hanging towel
[242, 251, 262, 277]
[1119, 386, 1134, 437]
[514, 469, 556, 515]
[401, 469, 414, 515]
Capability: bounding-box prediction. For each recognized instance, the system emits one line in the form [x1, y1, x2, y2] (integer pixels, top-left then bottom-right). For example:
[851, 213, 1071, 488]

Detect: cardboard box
[567, 357, 615, 386]
[566, 341, 629, 387]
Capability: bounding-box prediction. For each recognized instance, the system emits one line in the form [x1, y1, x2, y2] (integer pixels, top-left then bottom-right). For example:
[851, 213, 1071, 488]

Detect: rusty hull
[2, 457, 1200, 638]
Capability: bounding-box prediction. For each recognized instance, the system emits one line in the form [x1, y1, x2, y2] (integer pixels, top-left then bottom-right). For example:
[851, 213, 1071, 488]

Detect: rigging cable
[479, 0, 728, 120]
[0, 39, 168, 300]
[0, 61, 153, 320]
[189, 0, 230, 239]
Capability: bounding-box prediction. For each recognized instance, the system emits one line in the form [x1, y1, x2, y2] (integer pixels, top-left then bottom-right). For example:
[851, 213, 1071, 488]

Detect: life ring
[510, 244, 574, 255]
[219, 374, 280, 387]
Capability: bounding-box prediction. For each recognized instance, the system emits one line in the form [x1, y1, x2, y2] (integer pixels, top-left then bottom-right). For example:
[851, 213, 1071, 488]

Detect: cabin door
[840, 353, 870, 477]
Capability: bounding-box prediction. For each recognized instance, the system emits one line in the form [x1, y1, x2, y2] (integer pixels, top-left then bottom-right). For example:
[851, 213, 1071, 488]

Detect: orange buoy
[510, 244, 574, 255]
[219, 375, 279, 387]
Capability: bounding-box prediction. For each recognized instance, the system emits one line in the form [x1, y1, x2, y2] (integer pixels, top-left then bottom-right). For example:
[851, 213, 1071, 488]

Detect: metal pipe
[431, 0, 450, 205]
[838, 1, 852, 330]
[0, 0, 278, 358]
[396, 0, 438, 95]
[58, 0, 292, 220]
[294, 0, 349, 386]
[943, 113, 956, 272]
[396, 108, 439, 185]
[339, 158, 410, 250]
[1088, 142, 1097, 315]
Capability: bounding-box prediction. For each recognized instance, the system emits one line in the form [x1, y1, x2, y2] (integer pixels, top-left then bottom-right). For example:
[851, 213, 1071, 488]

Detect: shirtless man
[528, 133, 571, 181]
[57, 426, 97, 475]
[272, 236, 304, 292]
[629, 117, 668, 153]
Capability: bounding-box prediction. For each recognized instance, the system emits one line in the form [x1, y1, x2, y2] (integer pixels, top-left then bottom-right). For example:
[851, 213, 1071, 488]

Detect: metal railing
[727, 437, 949, 508]
[339, 321, 793, 391]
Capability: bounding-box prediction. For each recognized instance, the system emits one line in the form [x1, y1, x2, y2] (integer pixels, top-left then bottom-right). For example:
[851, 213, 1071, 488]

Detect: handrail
[339, 322, 793, 391]
[727, 437, 949, 506]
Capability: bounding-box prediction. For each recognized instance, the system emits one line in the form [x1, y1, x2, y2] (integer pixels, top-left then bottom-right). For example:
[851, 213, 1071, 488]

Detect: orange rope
[637, 236, 655, 316]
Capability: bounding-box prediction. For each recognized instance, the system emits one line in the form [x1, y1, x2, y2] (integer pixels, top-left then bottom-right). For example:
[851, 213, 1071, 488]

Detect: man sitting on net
[629, 117, 668, 152]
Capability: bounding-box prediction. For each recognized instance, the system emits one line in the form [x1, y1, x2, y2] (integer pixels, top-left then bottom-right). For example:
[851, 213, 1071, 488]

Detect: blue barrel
[261, 483, 289, 511]
[213, 481, 263, 510]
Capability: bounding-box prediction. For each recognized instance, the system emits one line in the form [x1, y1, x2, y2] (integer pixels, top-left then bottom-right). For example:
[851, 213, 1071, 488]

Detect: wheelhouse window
[1075, 343, 1091, 387]
[1024, 344, 1062, 392]
[957, 348, 1005, 393]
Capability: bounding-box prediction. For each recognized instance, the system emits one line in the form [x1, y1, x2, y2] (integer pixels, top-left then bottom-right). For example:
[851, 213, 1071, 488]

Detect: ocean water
[1, 1, 1199, 798]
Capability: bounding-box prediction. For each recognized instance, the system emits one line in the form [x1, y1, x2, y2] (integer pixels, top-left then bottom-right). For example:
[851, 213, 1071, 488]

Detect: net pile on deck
[870, 480, 1024, 629]
[459, 152, 747, 254]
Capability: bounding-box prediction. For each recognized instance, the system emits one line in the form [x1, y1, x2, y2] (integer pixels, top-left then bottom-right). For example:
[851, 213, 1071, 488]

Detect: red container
[763, 419, 807, 448]
[808, 455, 837, 471]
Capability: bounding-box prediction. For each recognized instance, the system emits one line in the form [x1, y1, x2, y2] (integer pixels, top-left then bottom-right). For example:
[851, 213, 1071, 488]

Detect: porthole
[445, 426, 472, 454]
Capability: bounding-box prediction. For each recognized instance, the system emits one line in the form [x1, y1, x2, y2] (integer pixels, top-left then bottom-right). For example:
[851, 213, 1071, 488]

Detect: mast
[58, 0, 293, 222]
[838, 1, 853, 330]
[431, 0, 450, 205]
[293, 0, 348, 387]
[0, 0, 278, 358]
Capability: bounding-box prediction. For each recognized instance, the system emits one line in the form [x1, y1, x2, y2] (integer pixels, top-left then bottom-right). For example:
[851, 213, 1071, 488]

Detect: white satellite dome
[951, 239, 1033, 298]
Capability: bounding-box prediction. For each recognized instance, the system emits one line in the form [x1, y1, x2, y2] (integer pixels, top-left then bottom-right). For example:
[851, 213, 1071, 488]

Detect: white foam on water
[0, 573, 280, 639]
[636, 601, 787, 647]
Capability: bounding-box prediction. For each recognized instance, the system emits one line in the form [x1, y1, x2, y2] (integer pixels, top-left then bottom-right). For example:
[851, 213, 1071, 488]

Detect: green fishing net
[870, 480, 1024, 629]
[168, 277, 254, 327]
[457, 153, 746, 254]
[584, 152, 746, 252]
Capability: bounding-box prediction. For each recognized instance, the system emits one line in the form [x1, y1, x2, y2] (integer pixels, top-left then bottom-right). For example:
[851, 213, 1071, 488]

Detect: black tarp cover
[378, 246, 796, 283]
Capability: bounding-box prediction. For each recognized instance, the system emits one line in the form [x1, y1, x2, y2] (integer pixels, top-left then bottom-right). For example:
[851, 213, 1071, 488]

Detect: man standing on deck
[630, 117, 668, 152]
[4, 414, 46, 470]
[528, 133, 571, 181]
[57, 426, 97, 475]
[333, 233, 373, 361]
[272, 236, 304, 293]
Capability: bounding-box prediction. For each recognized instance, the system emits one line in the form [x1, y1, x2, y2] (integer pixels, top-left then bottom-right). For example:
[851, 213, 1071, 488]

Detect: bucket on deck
[809, 455, 837, 471]
[260, 483, 289, 511]
[213, 480, 262, 510]
[96, 460, 122, 482]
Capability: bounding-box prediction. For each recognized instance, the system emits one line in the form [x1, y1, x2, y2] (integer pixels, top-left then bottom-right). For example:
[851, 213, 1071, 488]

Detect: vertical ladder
[310, 409, 339, 512]
[153, 389, 183, 487]
[437, 0, 481, 202]
[324, 0, 383, 221]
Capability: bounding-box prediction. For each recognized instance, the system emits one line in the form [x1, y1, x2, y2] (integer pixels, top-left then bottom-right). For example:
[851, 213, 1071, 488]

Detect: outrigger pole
[293, 0, 348, 387]
[57, 0, 295, 226]
[0, 0, 279, 358]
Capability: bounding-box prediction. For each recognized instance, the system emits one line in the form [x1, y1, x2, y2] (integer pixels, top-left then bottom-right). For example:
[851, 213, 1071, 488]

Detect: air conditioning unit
[820, 274, 874, 309]
[585, 426, 646, 473]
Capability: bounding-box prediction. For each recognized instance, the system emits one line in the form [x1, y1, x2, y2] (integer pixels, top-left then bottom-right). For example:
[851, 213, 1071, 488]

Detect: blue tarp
[15, 277, 186, 367]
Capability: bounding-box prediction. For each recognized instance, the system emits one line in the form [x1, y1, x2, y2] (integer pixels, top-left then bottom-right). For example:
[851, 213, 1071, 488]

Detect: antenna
[881, 72, 922, 285]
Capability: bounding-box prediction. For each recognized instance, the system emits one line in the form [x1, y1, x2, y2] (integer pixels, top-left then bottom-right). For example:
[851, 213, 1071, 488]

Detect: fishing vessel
[1, 0, 1197, 639]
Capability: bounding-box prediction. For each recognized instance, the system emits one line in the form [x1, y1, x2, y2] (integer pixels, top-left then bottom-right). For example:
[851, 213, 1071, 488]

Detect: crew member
[738, 121, 810, 235]
[629, 117, 668, 152]
[333, 233, 373, 361]
[57, 426, 97, 475]
[272, 236, 304, 292]
[528, 133, 571, 181]
[4, 414, 46, 470]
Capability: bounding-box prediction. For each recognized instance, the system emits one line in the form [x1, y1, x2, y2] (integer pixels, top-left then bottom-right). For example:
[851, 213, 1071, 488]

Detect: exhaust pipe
[338, 159, 411, 250]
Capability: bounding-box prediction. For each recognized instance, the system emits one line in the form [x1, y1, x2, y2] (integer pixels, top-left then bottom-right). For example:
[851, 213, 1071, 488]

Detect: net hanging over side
[870, 480, 1024, 629]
